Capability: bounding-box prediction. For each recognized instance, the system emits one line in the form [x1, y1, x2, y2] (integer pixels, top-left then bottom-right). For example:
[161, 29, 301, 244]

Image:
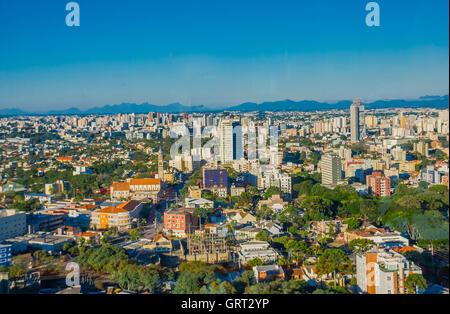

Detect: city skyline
[0, 0, 449, 110]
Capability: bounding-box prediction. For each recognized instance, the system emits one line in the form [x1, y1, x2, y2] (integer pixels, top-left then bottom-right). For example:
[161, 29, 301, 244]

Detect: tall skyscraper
[350, 98, 363, 143]
[147, 112, 153, 124]
[219, 120, 234, 164]
[321, 153, 341, 186]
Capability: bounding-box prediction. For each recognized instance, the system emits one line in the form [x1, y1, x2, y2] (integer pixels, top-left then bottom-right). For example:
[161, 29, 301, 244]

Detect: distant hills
[227, 95, 449, 112]
[1, 95, 448, 116]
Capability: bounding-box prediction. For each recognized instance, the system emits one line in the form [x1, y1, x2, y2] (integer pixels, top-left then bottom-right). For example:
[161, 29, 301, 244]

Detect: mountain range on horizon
[0, 95, 448, 116]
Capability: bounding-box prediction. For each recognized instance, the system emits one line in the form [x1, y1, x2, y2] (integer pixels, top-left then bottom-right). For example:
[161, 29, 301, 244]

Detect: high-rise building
[365, 115, 378, 128]
[206, 114, 214, 126]
[321, 154, 341, 186]
[366, 172, 391, 196]
[351, 99, 363, 143]
[414, 141, 429, 157]
[219, 120, 234, 164]
[439, 109, 449, 122]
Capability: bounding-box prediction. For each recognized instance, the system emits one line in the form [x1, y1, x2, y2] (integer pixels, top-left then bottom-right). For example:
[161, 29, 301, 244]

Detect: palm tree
[193, 207, 208, 230]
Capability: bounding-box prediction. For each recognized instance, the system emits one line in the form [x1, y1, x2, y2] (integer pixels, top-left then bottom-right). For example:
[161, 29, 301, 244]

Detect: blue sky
[0, 0, 448, 111]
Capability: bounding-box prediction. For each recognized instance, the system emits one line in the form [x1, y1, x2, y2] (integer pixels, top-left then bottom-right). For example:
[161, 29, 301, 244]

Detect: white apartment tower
[220, 120, 234, 164]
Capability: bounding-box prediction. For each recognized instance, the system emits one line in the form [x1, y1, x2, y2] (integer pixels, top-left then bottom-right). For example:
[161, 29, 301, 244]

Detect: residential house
[257, 194, 288, 214]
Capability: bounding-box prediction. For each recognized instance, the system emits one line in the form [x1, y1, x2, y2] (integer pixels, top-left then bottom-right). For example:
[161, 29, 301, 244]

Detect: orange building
[253, 265, 285, 283]
[57, 156, 73, 163]
[366, 172, 391, 197]
[91, 200, 143, 231]
[163, 209, 198, 237]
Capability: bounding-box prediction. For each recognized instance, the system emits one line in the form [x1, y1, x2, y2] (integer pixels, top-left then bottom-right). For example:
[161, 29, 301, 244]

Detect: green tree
[405, 274, 427, 294]
[343, 217, 360, 230]
[317, 249, 352, 285]
[264, 186, 281, 200]
[348, 239, 376, 255]
[129, 229, 141, 241]
[247, 258, 264, 267]
[301, 196, 334, 221]
[255, 230, 271, 242]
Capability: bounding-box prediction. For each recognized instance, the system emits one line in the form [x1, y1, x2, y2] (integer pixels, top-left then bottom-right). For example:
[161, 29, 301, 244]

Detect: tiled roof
[129, 178, 160, 185]
[118, 200, 141, 211]
[111, 181, 130, 191]
[96, 206, 128, 214]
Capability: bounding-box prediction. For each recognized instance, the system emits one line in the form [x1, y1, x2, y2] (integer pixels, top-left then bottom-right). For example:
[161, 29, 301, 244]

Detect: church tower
[158, 148, 164, 181]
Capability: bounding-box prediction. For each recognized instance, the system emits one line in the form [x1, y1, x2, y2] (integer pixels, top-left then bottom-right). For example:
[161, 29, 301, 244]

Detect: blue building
[202, 168, 228, 189]
[0, 244, 12, 267]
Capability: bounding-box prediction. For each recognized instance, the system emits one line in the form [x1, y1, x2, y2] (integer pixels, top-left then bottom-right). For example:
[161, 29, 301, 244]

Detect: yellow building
[91, 200, 143, 231]
[365, 115, 378, 129]
[188, 186, 202, 198]
[398, 161, 416, 173]
[110, 178, 161, 203]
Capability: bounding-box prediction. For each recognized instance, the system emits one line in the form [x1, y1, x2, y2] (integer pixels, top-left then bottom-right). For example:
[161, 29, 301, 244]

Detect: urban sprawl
[0, 100, 449, 295]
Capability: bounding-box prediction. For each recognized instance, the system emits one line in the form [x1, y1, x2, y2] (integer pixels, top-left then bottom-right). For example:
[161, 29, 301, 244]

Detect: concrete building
[0, 244, 12, 267]
[110, 178, 161, 203]
[27, 234, 74, 254]
[414, 141, 429, 157]
[219, 120, 234, 164]
[321, 153, 341, 187]
[163, 209, 199, 237]
[237, 241, 279, 265]
[356, 248, 422, 294]
[257, 194, 288, 214]
[350, 99, 363, 143]
[366, 172, 391, 196]
[258, 167, 292, 197]
[202, 167, 228, 189]
[91, 200, 143, 231]
[0, 209, 27, 241]
[24, 193, 53, 204]
[45, 180, 71, 195]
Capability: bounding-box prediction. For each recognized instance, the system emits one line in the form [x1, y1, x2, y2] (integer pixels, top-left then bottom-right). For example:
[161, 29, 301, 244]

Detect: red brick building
[163, 209, 198, 237]
[366, 172, 391, 197]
